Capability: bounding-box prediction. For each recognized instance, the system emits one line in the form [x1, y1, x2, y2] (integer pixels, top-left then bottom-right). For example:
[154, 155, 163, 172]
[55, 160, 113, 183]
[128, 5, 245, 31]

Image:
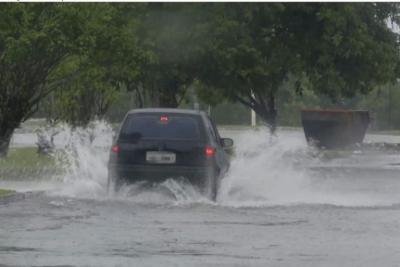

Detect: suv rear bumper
[108, 163, 214, 186]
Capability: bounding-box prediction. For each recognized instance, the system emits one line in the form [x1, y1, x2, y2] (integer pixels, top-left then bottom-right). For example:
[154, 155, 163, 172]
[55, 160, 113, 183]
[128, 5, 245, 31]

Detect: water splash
[218, 128, 317, 206]
[49, 121, 113, 198]
[38, 121, 400, 207]
[46, 121, 206, 203]
[111, 178, 210, 204]
[218, 127, 400, 207]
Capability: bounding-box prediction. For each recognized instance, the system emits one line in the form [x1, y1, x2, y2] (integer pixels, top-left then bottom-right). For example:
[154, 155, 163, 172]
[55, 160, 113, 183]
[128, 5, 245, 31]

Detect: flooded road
[2, 193, 400, 267]
[2, 125, 400, 266]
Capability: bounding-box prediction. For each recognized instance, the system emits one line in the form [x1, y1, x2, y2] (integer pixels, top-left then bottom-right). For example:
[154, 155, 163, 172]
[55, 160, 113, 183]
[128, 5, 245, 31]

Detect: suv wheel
[107, 173, 123, 194]
[205, 168, 219, 201]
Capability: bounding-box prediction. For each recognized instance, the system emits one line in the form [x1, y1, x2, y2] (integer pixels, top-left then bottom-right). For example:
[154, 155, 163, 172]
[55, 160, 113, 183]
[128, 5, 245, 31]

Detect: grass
[0, 147, 59, 180]
[0, 147, 55, 170]
[370, 130, 400, 136]
[0, 188, 15, 197]
[219, 125, 265, 131]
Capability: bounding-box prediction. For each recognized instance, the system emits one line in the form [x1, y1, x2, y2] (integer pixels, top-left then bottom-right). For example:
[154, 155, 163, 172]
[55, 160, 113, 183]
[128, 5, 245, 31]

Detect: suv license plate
[146, 151, 176, 164]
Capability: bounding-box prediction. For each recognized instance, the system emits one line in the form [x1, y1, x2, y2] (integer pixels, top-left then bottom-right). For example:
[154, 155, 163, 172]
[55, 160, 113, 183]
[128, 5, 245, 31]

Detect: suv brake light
[160, 115, 169, 122]
[205, 146, 215, 157]
[111, 145, 119, 153]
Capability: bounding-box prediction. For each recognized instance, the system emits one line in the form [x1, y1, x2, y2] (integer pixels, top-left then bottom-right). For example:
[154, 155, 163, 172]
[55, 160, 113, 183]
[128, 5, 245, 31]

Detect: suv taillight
[111, 145, 119, 153]
[160, 115, 169, 122]
[205, 146, 215, 157]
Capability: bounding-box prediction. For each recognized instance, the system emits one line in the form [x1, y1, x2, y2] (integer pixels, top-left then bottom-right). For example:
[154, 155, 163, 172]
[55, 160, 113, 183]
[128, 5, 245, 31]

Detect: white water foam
[219, 128, 400, 207]
[48, 121, 112, 198]
[111, 178, 211, 205]
[37, 121, 400, 207]
[45, 121, 207, 203]
[218, 128, 317, 206]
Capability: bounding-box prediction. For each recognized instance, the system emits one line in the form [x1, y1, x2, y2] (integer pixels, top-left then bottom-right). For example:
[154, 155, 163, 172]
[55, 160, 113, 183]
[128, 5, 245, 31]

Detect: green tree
[41, 4, 146, 127]
[44, 65, 118, 127]
[355, 83, 400, 130]
[284, 3, 400, 100]
[132, 3, 203, 107]
[196, 3, 400, 132]
[0, 3, 115, 156]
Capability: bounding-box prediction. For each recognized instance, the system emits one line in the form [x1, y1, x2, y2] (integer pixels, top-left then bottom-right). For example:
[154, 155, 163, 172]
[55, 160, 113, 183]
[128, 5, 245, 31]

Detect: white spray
[49, 121, 113, 198]
[219, 127, 400, 207]
[39, 122, 400, 207]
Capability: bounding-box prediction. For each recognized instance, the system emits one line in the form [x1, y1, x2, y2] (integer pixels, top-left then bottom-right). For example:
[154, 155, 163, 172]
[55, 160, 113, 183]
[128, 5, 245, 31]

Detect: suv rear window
[119, 114, 202, 141]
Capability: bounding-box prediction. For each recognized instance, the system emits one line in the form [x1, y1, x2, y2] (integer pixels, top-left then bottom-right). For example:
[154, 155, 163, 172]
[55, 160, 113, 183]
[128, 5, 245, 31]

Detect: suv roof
[127, 108, 206, 116]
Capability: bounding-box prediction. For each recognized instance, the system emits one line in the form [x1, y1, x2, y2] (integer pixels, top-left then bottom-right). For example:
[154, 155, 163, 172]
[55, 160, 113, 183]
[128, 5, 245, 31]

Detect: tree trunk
[0, 128, 15, 157]
[149, 84, 160, 107]
[158, 79, 179, 108]
[265, 93, 278, 133]
[0, 109, 24, 157]
[253, 103, 277, 133]
[159, 89, 178, 107]
[235, 91, 278, 134]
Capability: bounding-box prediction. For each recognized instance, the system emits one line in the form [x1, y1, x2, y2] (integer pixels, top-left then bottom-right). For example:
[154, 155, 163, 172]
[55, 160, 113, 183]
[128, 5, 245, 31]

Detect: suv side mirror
[221, 138, 234, 148]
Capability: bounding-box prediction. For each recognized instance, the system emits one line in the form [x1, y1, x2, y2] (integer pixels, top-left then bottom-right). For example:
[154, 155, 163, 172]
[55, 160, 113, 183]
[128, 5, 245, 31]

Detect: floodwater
[1, 123, 400, 266]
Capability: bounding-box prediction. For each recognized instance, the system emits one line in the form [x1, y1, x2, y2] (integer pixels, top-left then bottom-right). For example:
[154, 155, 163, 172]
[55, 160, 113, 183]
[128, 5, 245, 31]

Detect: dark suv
[108, 108, 233, 200]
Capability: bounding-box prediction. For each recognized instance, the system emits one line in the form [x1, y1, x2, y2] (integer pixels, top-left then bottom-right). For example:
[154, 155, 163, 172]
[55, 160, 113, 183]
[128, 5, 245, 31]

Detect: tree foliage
[130, 3, 203, 107]
[41, 4, 146, 127]
[195, 3, 296, 131]
[284, 3, 400, 99]
[0, 3, 116, 155]
[195, 3, 400, 131]
[1, 3, 400, 156]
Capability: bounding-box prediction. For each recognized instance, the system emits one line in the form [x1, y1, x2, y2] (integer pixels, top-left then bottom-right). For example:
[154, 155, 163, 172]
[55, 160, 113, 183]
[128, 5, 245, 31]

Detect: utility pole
[251, 91, 256, 127]
[388, 85, 392, 130]
[251, 109, 256, 127]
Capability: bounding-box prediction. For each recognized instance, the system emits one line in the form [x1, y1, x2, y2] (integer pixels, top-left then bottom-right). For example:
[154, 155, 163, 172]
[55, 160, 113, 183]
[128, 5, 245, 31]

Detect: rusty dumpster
[301, 109, 370, 149]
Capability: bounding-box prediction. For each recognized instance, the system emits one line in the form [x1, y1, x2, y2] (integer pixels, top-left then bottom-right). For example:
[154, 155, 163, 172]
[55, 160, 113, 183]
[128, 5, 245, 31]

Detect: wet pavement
[2, 192, 400, 267]
[1, 126, 400, 266]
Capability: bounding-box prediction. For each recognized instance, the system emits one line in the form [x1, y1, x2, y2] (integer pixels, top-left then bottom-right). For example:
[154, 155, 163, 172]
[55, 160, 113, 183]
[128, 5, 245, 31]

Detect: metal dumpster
[301, 109, 370, 149]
